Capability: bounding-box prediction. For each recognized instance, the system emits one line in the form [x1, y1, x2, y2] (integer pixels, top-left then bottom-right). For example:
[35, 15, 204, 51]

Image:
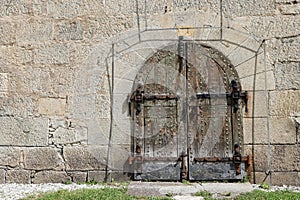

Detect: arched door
[129, 40, 248, 181]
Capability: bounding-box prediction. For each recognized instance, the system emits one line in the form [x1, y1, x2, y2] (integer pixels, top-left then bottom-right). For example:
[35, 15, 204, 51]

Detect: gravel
[0, 183, 299, 200]
[0, 183, 104, 200]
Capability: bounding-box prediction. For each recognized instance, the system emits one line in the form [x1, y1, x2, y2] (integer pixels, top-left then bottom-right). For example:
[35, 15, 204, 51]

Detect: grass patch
[235, 190, 300, 200]
[193, 191, 213, 200]
[22, 187, 171, 200]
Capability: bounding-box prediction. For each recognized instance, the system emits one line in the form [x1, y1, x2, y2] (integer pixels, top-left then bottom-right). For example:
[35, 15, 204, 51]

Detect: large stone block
[67, 94, 97, 120]
[244, 145, 269, 171]
[222, 0, 276, 17]
[50, 127, 87, 145]
[0, 169, 5, 184]
[274, 62, 300, 90]
[0, 21, 16, 45]
[270, 117, 296, 144]
[110, 144, 131, 171]
[68, 172, 87, 183]
[16, 18, 53, 43]
[236, 15, 300, 38]
[269, 37, 300, 62]
[64, 146, 107, 171]
[87, 171, 106, 182]
[269, 90, 300, 117]
[11, 65, 76, 97]
[54, 20, 84, 41]
[278, 3, 300, 15]
[240, 70, 275, 91]
[0, 73, 8, 96]
[46, 0, 89, 19]
[6, 170, 30, 184]
[254, 172, 300, 186]
[0, 0, 33, 17]
[24, 147, 63, 170]
[70, 44, 93, 65]
[0, 95, 36, 117]
[87, 119, 110, 145]
[33, 171, 71, 184]
[34, 44, 70, 64]
[0, 46, 33, 65]
[271, 145, 299, 171]
[244, 91, 268, 118]
[243, 118, 268, 144]
[0, 117, 48, 146]
[83, 15, 133, 40]
[0, 147, 19, 167]
[38, 97, 66, 116]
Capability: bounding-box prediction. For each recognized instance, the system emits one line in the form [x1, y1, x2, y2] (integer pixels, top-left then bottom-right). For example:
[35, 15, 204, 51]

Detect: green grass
[22, 187, 172, 200]
[194, 190, 213, 200]
[21, 186, 300, 200]
[235, 190, 300, 200]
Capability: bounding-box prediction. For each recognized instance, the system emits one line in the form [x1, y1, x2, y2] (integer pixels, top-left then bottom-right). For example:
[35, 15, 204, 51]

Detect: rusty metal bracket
[196, 79, 248, 113]
[174, 152, 188, 181]
[129, 84, 178, 116]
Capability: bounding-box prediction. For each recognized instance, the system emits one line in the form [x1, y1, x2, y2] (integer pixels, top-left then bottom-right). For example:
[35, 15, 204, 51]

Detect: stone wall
[0, 0, 299, 185]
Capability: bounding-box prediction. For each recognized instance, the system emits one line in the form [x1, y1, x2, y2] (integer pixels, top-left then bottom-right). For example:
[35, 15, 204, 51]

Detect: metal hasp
[196, 79, 248, 113]
[174, 152, 188, 181]
[129, 84, 178, 116]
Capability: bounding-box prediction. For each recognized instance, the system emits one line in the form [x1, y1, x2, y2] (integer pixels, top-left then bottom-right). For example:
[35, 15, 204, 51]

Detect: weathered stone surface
[0, 147, 19, 167]
[0, 46, 33, 65]
[0, 117, 48, 146]
[240, 70, 275, 91]
[245, 144, 300, 172]
[33, 171, 71, 184]
[0, 21, 16, 45]
[70, 44, 93, 65]
[222, 0, 276, 17]
[237, 15, 300, 38]
[243, 118, 268, 144]
[275, 62, 300, 90]
[67, 94, 96, 120]
[0, 0, 33, 17]
[0, 95, 36, 117]
[68, 172, 87, 183]
[24, 147, 63, 170]
[87, 119, 110, 145]
[144, 0, 219, 15]
[38, 98, 66, 116]
[269, 36, 300, 63]
[64, 146, 107, 170]
[278, 3, 300, 15]
[7, 65, 75, 97]
[16, 18, 53, 43]
[243, 91, 268, 118]
[254, 172, 300, 186]
[270, 117, 297, 144]
[83, 16, 133, 40]
[0, 169, 5, 184]
[110, 145, 131, 170]
[271, 145, 299, 171]
[0, 73, 8, 96]
[6, 170, 30, 184]
[111, 172, 130, 182]
[244, 145, 269, 171]
[46, 0, 89, 19]
[269, 90, 300, 117]
[87, 171, 106, 182]
[50, 127, 87, 145]
[34, 44, 70, 64]
[54, 20, 84, 41]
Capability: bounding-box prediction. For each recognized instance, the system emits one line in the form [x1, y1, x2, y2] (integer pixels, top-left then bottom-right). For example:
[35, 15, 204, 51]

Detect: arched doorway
[129, 40, 249, 181]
